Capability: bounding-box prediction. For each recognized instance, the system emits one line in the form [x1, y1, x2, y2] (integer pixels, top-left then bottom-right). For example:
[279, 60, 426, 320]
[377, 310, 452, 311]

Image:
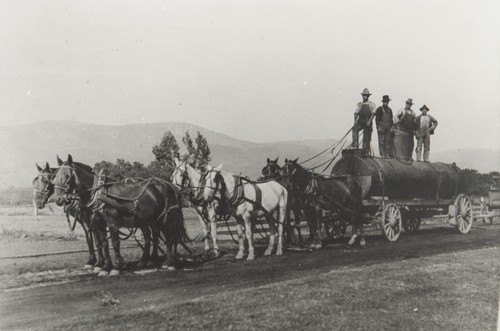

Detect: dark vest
[399, 111, 415, 134]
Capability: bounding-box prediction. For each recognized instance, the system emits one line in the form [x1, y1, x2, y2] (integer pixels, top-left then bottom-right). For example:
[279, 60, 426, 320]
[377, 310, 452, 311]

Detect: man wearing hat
[415, 105, 438, 162]
[375, 95, 394, 157]
[395, 98, 417, 160]
[353, 88, 376, 155]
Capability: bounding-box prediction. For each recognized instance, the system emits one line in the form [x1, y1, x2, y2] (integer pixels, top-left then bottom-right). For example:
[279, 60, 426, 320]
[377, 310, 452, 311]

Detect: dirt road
[1, 223, 499, 330]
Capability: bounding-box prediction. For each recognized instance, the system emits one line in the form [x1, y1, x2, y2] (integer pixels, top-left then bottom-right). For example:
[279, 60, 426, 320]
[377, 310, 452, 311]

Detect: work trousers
[416, 133, 430, 162]
[378, 129, 393, 157]
[408, 134, 415, 160]
[352, 123, 372, 154]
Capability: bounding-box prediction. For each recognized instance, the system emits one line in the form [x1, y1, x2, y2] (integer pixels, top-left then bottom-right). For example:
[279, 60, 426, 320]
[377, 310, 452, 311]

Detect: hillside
[0, 121, 336, 188]
[0, 121, 498, 189]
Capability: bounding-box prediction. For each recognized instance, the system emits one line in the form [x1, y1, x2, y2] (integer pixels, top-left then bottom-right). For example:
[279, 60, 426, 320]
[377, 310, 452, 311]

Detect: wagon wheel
[324, 214, 347, 239]
[381, 203, 402, 242]
[403, 210, 421, 233]
[455, 194, 473, 234]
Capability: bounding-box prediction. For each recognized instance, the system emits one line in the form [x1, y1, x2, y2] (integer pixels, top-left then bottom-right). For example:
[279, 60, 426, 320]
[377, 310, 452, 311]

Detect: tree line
[94, 130, 211, 181]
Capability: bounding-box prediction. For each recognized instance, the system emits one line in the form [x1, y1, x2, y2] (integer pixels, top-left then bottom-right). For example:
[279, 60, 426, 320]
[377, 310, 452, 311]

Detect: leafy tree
[194, 131, 211, 172]
[94, 159, 150, 180]
[147, 160, 172, 180]
[181, 131, 211, 171]
[152, 131, 180, 175]
[458, 169, 499, 196]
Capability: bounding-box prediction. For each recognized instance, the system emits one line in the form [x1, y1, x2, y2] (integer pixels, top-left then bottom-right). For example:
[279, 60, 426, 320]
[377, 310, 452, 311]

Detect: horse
[49, 155, 189, 275]
[33, 161, 103, 269]
[203, 164, 288, 261]
[281, 158, 366, 248]
[261, 157, 282, 180]
[171, 158, 221, 257]
[262, 157, 306, 246]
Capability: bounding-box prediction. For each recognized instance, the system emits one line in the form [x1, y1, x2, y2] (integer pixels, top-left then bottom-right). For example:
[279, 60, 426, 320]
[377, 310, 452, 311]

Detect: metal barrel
[393, 130, 409, 160]
[331, 149, 459, 201]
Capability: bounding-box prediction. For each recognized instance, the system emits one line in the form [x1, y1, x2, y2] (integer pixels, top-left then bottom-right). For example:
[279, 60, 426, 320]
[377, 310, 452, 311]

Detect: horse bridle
[33, 172, 53, 203]
[53, 165, 79, 201]
[262, 161, 281, 180]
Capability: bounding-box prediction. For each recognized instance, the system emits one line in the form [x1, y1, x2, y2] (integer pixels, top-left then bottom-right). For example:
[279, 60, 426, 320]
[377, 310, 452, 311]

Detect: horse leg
[197, 208, 211, 253]
[348, 214, 358, 246]
[235, 216, 245, 260]
[161, 237, 176, 271]
[108, 228, 124, 276]
[79, 213, 96, 269]
[276, 196, 286, 256]
[137, 226, 151, 268]
[148, 225, 160, 267]
[314, 210, 323, 249]
[94, 220, 112, 276]
[358, 217, 366, 246]
[264, 215, 276, 256]
[293, 206, 303, 245]
[244, 214, 255, 261]
[208, 207, 220, 257]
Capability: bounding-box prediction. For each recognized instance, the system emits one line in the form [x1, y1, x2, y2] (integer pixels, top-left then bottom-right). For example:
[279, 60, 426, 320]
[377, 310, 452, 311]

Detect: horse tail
[160, 183, 191, 245]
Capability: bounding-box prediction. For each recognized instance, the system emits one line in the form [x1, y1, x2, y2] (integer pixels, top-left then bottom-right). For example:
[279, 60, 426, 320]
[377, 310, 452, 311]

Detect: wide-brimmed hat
[361, 88, 371, 96]
[420, 105, 429, 111]
[381, 95, 391, 102]
[405, 98, 413, 105]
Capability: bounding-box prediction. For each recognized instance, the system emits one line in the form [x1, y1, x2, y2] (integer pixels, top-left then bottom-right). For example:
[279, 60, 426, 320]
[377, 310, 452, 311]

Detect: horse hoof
[84, 264, 93, 270]
[235, 252, 244, 260]
[146, 261, 156, 268]
[162, 265, 176, 271]
[360, 239, 366, 247]
[276, 249, 283, 256]
[93, 267, 103, 274]
[314, 244, 322, 249]
[98, 270, 109, 277]
[109, 269, 120, 276]
[136, 261, 146, 268]
[247, 254, 255, 261]
[264, 249, 272, 256]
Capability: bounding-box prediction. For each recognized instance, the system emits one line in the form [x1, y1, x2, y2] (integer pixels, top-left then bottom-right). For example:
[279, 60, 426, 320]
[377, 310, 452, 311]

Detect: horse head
[280, 158, 304, 189]
[33, 162, 55, 209]
[171, 158, 189, 189]
[49, 154, 93, 206]
[203, 163, 224, 203]
[262, 157, 281, 180]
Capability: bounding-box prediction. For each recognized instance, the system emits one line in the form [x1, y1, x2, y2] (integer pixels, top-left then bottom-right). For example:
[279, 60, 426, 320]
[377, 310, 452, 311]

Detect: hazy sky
[1, 0, 499, 151]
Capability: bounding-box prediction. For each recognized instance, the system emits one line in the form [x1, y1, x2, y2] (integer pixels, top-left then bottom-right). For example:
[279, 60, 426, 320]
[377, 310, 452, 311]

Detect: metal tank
[331, 149, 459, 201]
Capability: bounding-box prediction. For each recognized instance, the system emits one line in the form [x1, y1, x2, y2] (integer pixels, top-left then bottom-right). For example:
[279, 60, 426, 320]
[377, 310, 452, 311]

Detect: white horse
[171, 158, 221, 256]
[203, 164, 288, 261]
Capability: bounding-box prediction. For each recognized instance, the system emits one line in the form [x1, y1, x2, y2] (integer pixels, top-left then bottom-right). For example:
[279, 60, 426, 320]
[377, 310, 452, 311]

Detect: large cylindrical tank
[331, 149, 459, 200]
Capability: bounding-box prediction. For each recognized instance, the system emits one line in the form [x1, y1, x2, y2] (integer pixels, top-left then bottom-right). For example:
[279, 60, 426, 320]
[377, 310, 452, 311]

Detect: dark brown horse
[50, 155, 189, 275]
[281, 159, 366, 248]
[33, 161, 103, 269]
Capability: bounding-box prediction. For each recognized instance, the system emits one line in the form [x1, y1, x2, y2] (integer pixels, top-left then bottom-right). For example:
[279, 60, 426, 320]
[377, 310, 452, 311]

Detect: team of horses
[33, 154, 364, 276]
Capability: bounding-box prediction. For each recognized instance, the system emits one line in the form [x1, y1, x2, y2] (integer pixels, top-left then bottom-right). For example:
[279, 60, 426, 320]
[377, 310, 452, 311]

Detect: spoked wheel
[381, 203, 402, 242]
[455, 194, 473, 234]
[403, 210, 421, 233]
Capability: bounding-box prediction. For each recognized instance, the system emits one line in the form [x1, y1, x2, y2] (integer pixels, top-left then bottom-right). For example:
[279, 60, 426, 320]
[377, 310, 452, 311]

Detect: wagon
[476, 175, 500, 224]
[324, 149, 473, 242]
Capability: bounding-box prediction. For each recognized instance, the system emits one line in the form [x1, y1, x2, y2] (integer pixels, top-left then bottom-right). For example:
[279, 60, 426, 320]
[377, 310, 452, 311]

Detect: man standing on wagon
[375, 95, 394, 158]
[353, 88, 376, 156]
[395, 98, 417, 160]
[415, 105, 438, 162]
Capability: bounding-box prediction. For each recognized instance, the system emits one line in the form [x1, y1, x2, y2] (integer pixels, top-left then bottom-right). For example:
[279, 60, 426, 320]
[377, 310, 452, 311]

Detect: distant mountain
[0, 121, 498, 189]
[0, 121, 336, 188]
